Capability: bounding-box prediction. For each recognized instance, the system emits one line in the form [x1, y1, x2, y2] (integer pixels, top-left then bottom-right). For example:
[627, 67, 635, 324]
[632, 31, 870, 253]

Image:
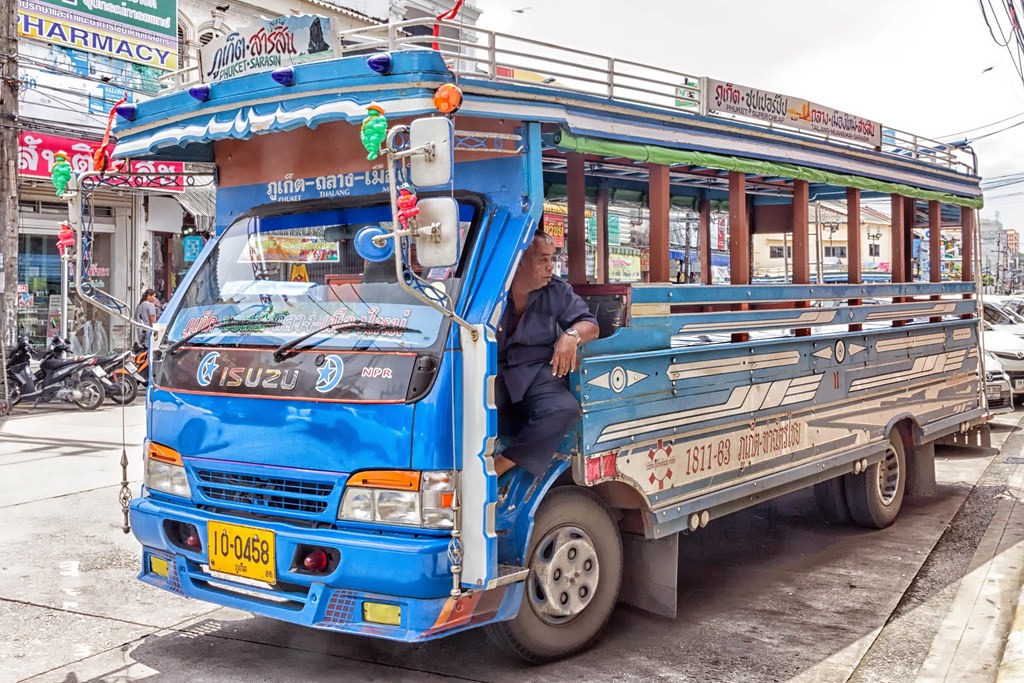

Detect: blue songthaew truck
[65, 17, 987, 662]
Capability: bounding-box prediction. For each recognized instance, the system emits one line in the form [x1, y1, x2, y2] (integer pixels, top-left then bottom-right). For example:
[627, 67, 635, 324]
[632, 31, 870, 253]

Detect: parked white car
[982, 301, 1024, 338]
[983, 320, 1024, 397]
[983, 351, 1014, 413]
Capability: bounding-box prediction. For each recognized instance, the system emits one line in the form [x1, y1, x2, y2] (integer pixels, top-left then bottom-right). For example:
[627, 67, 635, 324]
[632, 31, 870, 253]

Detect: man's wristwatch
[564, 328, 581, 344]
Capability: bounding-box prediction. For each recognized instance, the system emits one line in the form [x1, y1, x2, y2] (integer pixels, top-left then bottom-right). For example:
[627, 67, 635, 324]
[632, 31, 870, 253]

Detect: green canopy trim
[553, 130, 984, 209]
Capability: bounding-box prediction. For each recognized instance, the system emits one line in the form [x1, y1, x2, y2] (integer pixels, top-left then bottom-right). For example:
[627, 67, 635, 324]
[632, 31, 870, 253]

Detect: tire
[814, 475, 852, 525]
[484, 486, 622, 663]
[72, 377, 105, 411]
[844, 430, 906, 529]
[107, 372, 138, 405]
[5, 381, 21, 408]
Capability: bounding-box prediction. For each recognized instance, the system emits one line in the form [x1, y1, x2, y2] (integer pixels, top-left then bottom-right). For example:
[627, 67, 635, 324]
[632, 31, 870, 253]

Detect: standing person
[494, 231, 600, 483]
[134, 289, 158, 347]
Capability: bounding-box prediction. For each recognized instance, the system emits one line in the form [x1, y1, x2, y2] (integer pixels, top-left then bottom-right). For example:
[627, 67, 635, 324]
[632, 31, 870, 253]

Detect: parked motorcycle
[95, 349, 147, 405]
[4, 336, 107, 410]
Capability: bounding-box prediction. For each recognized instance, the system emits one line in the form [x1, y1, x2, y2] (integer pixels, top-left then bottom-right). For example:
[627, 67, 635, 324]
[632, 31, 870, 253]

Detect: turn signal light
[363, 601, 401, 625]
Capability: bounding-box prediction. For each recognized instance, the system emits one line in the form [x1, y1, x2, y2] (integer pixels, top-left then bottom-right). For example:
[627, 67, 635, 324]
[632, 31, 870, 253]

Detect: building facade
[13, 0, 481, 351]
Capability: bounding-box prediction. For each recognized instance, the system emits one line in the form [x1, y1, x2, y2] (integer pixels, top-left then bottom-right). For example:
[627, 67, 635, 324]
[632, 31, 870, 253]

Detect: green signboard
[587, 214, 621, 245]
[18, 0, 178, 70]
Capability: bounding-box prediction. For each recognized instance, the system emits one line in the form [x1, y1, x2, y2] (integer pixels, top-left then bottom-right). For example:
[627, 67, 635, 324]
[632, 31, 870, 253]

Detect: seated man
[494, 231, 599, 482]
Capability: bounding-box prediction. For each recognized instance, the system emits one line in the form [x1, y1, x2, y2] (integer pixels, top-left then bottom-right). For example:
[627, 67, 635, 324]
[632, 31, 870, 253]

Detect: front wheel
[72, 377, 105, 411]
[107, 372, 138, 405]
[484, 486, 622, 663]
[4, 379, 21, 408]
[844, 430, 907, 529]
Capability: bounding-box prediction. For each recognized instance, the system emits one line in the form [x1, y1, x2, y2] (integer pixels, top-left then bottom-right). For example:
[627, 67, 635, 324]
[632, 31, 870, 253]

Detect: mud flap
[619, 531, 678, 618]
[906, 440, 936, 497]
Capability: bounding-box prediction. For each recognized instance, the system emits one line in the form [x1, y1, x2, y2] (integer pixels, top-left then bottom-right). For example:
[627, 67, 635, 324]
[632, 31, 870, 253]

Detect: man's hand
[550, 333, 579, 377]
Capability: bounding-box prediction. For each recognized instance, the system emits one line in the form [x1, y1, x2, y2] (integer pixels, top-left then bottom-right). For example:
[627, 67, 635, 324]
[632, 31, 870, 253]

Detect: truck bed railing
[156, 18, 975, 176]
[585, 281, 978, 351]
[336, 19, 975, 176]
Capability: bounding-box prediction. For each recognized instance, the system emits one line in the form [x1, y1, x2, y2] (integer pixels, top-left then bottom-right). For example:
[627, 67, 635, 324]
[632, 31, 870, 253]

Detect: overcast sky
[473, 0, 1024, 230]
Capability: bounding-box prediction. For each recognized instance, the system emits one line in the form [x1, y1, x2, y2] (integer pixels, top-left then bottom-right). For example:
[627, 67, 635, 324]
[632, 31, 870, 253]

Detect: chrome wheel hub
[527, 525, 600, 624]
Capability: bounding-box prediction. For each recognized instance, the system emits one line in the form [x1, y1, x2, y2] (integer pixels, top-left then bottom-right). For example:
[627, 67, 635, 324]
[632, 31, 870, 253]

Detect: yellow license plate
[208, 521, 276, 585]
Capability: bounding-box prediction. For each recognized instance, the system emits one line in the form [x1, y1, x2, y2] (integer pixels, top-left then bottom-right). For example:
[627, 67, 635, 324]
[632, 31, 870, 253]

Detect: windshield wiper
[272, 321, 420, 362]
[164, 318, 284, 355]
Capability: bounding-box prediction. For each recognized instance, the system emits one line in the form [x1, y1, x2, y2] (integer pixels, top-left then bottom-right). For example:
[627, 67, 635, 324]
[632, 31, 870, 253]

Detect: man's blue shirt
[496, 277, 597, 403]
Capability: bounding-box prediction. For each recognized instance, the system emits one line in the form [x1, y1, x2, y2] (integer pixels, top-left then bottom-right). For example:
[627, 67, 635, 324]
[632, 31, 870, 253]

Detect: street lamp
[824, 222, 840, 267]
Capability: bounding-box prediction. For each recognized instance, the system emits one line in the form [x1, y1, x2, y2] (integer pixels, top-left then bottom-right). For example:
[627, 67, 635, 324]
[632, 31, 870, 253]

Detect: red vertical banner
[543, 212, 566, 248]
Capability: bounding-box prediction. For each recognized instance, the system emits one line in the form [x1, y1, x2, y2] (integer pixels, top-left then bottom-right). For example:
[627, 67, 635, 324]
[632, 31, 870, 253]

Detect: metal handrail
[158, 17, 977, 177]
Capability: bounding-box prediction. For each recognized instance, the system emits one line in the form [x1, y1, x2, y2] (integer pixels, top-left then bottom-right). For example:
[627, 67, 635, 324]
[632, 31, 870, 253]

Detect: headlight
[144, 442, 191, 498]
[339, 470, 454, 529]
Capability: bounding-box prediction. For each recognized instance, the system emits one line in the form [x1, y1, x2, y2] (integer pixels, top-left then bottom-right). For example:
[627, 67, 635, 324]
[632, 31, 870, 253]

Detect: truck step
[491, 564, 529, 587]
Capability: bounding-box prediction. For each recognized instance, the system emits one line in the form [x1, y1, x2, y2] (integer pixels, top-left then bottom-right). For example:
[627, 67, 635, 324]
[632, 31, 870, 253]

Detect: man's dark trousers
[496, 367, 581, 477]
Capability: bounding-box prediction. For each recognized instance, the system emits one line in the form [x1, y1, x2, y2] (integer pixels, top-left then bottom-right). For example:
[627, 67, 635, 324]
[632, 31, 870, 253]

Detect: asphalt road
[2, 402, 1024, 682]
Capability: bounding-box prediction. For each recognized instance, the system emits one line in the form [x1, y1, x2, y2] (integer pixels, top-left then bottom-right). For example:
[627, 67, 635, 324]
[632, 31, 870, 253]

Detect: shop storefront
[17, 131, 191, 352]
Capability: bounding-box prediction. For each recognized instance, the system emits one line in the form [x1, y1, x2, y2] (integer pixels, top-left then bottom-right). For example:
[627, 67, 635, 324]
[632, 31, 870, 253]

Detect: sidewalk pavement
[997, 412, 1024, 682]
[4, 402, 1024, 681]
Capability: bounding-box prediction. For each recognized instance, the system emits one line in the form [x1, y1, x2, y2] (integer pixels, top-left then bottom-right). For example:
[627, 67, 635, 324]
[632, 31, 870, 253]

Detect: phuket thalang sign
[18, 0, 177, 71]
[706, 79, 881, 147]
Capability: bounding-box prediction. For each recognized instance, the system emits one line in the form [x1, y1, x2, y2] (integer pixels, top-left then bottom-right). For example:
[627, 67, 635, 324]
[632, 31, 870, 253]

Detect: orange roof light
[433, 84, 463, 114]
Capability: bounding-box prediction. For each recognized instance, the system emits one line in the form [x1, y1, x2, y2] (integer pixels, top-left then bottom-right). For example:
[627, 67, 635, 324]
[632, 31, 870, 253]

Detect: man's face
[516, 237, 555, 292]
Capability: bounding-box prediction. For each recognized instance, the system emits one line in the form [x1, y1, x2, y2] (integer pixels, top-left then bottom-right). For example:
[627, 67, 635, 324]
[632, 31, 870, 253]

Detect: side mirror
[415, 197, 459, 267]
[409, 117, 453, 188]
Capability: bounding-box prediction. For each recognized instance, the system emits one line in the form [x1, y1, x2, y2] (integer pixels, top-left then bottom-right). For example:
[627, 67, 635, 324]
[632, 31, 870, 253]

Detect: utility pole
[0, 0, 18, 347]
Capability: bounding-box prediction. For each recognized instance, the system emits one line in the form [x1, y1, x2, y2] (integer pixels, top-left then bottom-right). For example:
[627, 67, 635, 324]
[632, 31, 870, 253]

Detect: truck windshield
[164, 202, 472, 353]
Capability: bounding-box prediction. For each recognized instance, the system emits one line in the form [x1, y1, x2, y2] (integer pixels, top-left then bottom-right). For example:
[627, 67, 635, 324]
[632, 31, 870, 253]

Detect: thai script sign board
[200, 15, 337, 83]
[706, 79, 881, 147]
[18, 130, 185, 191]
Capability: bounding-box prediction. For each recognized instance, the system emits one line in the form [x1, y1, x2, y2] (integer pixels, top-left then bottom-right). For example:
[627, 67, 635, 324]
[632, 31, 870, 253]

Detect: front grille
[1007, 371, 1024, 382]
[989, 393, 1011, 409]
[194, 469, 334, 515]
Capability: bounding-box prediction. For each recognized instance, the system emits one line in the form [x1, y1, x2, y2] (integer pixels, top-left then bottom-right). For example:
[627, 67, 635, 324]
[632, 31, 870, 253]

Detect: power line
[939, 111, 1024, 140]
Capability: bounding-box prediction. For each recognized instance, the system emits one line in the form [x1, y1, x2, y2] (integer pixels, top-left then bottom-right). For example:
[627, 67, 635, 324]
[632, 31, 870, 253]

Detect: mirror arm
[382, 127, 477, 343]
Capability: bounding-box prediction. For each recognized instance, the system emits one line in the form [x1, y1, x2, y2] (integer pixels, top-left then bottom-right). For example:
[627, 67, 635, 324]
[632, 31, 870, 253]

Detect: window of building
[869, 244, 881, 257]
[769, 246, 792, 259]
[824, 246, 848, 258]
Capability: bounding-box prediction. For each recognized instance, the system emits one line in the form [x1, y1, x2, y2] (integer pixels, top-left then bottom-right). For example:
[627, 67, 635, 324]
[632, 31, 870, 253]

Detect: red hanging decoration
[93, 93, 128, 173]
[432, 0, 465, 51]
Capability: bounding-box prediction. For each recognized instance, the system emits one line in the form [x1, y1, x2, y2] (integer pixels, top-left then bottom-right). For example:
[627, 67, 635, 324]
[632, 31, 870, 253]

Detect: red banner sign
[543, 212, 566, 248]
[18, 131, 184, 192]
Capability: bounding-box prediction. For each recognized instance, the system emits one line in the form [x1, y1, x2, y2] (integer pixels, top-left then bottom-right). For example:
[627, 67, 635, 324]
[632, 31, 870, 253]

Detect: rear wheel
[484, 487, 622, 663]
[4, 380, 21, 409]
[844, 430, 906, 529]
[72, 377, 105, 411]
[107, 372, 138, 405]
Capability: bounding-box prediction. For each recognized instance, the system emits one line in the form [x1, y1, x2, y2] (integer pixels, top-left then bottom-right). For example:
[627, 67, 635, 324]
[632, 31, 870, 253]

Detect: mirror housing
[410, 117, 453, 187]
[415, 197, 459, 267]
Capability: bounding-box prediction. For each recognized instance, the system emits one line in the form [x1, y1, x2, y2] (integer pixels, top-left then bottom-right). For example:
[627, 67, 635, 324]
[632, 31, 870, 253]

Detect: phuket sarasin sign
[200, 15, 337, 83]
[17, 0, 177, 71]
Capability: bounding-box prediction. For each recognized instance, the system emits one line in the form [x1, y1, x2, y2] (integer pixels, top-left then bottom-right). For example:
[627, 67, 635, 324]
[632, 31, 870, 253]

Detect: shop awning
[174, 179, 216, 231]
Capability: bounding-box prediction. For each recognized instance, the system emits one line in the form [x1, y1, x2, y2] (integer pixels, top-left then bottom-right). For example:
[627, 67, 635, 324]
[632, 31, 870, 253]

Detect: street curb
[998, 582, 1024, 682]
[998, 421, 1024, 683]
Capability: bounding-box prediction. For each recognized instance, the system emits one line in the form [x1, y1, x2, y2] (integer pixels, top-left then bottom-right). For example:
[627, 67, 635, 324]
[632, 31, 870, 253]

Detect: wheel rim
[875, 444, 901, 506]
[79, 380, 104, 408]
[526, 525, 600, 625]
